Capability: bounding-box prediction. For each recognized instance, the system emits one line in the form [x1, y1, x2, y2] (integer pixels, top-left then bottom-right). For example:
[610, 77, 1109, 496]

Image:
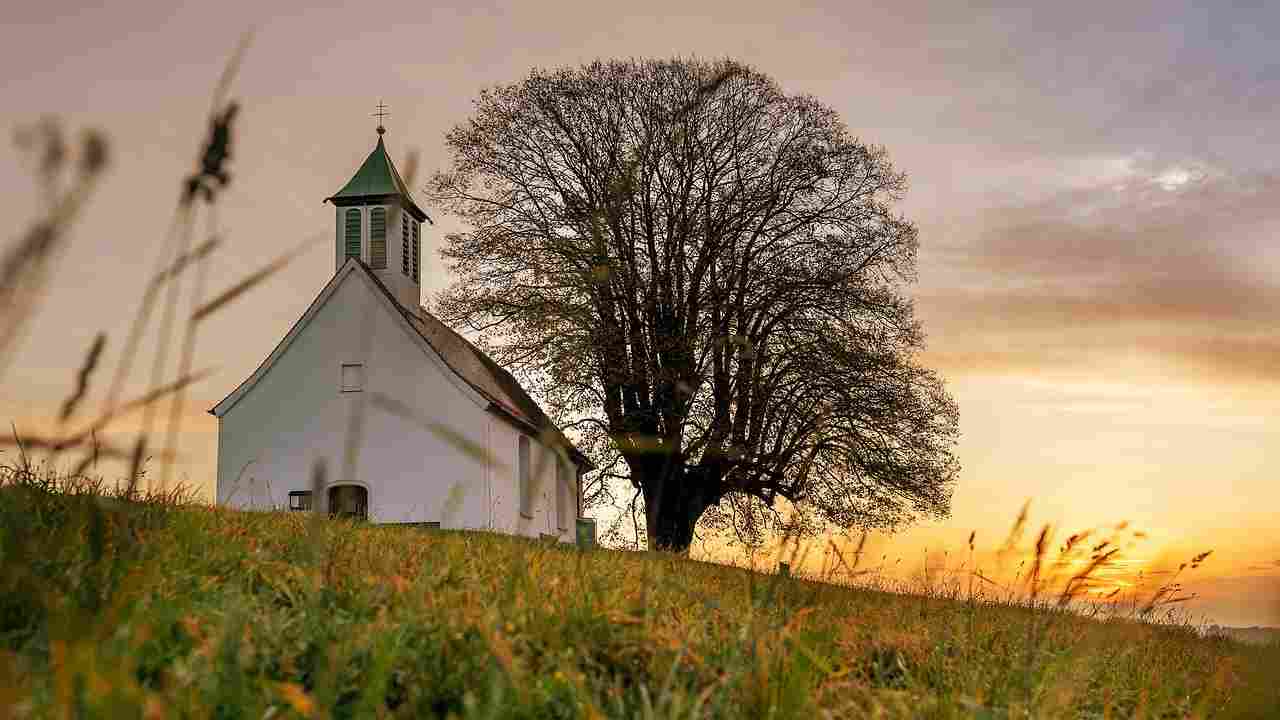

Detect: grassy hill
[2, 473, 1277, 719]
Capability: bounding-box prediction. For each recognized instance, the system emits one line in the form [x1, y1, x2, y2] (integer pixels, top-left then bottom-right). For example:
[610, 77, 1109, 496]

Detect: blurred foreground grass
[1, 468, 1277, 719]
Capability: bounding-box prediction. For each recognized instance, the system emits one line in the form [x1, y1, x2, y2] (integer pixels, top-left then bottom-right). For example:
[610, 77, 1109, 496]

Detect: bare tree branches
[431, 58, 959, 551]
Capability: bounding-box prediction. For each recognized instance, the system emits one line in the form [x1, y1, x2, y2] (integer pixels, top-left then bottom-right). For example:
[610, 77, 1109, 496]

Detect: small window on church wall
[344, 209, 361, 260]
[369, 207, 387, 268]
[341, 363, 364, 392]
[288, 490, 313, 511]
[411, 221, 420, 284]
[518, 435, 532, 518]
[401, 214, 410, 276]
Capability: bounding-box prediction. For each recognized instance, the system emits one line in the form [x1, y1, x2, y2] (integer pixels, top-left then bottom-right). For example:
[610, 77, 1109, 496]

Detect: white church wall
[216, 268, 491, 528]
[486, 416, 575, 543]
[221, 132, 586, 542]
[486, 415, 517, 533]
[530, 441, 570, 542]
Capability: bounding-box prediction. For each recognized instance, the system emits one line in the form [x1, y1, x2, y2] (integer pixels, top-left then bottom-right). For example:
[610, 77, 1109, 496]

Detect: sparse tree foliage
[430, 58, 959, 552]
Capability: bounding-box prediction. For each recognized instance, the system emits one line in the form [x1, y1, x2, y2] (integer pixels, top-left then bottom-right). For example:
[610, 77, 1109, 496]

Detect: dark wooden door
[328, 485, 367, 520]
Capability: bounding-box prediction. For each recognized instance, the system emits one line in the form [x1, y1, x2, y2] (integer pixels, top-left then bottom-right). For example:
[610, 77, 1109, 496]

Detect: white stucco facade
[213, 132, 586, 541]
[214, 263, 581, 541]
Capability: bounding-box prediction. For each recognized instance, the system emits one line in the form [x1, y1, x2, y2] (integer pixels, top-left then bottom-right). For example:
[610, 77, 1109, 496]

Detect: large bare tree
[429, 58, 959, 552]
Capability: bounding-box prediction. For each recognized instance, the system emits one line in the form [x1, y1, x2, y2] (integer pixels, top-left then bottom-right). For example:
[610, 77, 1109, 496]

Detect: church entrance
[328, 484, 368, 520]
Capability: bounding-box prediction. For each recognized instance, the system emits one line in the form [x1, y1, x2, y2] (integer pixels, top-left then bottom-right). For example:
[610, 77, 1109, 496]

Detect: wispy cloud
[920, 167, 1280, 383]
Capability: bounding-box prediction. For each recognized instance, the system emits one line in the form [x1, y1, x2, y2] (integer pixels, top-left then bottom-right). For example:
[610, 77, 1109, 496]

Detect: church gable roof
[325, 135, 430, 222]
[210, 259, 593, 470]
[362, 267, 595, 470]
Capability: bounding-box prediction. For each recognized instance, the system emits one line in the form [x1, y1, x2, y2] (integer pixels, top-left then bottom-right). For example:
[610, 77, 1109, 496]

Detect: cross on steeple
[373, 101, 389, 135]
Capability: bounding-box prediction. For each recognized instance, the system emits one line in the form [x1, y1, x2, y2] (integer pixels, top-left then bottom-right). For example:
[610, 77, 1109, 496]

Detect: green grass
[1, 471, 1277, 719]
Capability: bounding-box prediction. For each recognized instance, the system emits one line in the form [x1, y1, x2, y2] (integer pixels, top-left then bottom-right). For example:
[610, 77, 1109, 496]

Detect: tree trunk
[641, 464, 722, 553]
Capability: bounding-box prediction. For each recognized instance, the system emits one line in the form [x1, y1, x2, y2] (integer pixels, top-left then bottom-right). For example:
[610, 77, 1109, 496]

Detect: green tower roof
[325, 134, 430, 222]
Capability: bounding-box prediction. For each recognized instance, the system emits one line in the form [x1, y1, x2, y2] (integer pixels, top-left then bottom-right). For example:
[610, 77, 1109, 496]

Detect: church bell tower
[324, 105, 430, 311]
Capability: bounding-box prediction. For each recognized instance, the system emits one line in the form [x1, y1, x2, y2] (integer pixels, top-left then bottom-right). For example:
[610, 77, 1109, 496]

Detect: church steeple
[324, 110, 430, 311]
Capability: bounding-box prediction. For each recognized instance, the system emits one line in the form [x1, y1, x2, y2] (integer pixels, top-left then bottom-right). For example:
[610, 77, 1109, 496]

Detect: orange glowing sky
[3, 1, 1277, 626]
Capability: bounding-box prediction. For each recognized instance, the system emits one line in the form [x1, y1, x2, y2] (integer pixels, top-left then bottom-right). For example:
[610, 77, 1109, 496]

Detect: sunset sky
[3, 1, 1277, 626]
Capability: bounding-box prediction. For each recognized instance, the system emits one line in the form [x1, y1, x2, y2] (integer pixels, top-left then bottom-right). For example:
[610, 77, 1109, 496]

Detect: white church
[211, 125, 593, 543]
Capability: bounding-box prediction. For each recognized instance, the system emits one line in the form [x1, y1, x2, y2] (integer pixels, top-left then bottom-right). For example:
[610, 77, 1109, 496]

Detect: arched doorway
[328, 484, 368, 520]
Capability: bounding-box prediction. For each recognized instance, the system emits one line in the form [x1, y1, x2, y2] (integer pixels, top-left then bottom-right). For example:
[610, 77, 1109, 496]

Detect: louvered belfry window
[369, 207, 387, 269]
[401, 214, 410, 276]
[411, 221, 420, 284]
[344, 209, 361, 260]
